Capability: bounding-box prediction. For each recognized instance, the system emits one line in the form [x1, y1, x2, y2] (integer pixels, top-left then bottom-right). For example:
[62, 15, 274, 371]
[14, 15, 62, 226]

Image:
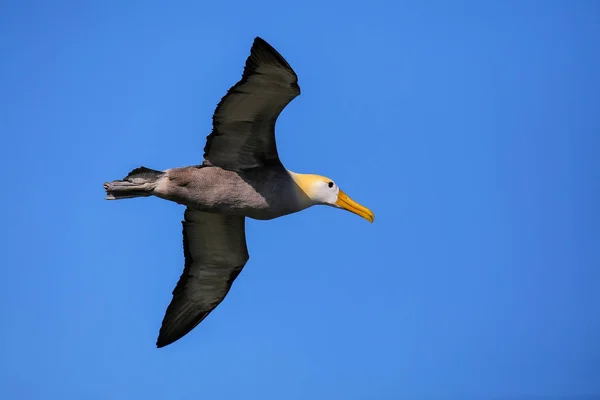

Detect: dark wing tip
[245, 36, 298, 79]
[253, 36, 268, 46]
[155, 321, 183, 348]
[155, 308, 206, 348]
[156, 336, 169, 348]
[156, 329, 185, 348]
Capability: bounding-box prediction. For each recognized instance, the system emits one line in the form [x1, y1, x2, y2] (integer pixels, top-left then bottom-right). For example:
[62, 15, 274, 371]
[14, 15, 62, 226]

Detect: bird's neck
[286, 170, 317, 206]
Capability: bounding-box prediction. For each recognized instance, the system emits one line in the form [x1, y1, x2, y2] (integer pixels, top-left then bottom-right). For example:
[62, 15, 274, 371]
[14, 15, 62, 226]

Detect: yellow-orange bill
[335, 190, 375, 223]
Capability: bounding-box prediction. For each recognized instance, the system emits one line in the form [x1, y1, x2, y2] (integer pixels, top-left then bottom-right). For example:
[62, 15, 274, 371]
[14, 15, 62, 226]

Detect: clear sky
[1, 0, 599, 398]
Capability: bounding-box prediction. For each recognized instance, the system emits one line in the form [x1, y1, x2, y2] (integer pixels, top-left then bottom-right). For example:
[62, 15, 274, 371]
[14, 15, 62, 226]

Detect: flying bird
[104, 37, 374, 348]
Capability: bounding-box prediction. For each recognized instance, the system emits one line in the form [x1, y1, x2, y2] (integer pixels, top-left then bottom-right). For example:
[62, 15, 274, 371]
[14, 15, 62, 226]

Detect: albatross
[104, 37, 374, 348]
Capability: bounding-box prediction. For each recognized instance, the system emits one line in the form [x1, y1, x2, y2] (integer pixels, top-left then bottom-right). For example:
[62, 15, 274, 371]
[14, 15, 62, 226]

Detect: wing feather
[202, 37, 301, 170]
[156, 209, 249, 348]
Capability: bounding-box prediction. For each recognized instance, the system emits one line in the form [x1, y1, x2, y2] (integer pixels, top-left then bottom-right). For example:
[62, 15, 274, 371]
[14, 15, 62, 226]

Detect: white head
[288, 171, 374, 223]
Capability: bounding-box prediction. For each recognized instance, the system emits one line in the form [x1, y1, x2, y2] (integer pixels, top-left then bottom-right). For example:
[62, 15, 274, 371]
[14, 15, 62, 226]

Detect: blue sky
[1, 0, 599, 398]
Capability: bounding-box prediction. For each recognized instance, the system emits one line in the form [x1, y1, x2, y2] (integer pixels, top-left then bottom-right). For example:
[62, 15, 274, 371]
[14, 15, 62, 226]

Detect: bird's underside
[104, 37, 303, 347]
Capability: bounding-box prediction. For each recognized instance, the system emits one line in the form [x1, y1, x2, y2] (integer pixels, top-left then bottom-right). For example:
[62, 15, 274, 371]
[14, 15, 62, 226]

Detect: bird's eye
[328, 182, 334, 188]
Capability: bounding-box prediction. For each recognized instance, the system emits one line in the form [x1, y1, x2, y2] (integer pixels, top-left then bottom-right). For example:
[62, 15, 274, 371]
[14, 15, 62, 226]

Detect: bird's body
[104, 37, 373, 348]
[111, 164, 312, 220]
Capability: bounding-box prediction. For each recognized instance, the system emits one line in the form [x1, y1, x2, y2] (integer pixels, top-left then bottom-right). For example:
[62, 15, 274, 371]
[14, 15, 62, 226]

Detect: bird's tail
[104, 166, 164, 200]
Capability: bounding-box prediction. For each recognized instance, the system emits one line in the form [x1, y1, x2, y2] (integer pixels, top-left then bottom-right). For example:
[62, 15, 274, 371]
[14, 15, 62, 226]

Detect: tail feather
[123, 166, 163, 182]
[104, 166, 163, 200]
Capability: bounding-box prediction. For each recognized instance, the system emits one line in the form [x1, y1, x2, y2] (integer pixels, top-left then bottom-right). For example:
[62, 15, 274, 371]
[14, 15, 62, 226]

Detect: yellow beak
[335, 190, 375, 223]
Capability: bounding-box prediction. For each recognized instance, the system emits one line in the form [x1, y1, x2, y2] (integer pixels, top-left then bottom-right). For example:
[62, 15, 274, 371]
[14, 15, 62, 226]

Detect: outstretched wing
[202, 37, 301, 170]
[156, 209, 249, 348]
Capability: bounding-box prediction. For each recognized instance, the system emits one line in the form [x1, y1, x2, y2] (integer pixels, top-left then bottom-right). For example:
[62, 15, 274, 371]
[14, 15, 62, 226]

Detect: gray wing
[202, 37, 301, 170]
[156, 209, 249, 348]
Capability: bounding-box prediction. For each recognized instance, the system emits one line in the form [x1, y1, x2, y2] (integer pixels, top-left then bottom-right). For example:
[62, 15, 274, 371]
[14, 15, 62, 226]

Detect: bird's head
[289, 172, 374, 223]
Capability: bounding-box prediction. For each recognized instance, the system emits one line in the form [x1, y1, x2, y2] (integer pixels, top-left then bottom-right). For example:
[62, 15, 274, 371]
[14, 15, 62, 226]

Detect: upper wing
[156, 209, 249, 348]
[202, 37, 301, 170]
